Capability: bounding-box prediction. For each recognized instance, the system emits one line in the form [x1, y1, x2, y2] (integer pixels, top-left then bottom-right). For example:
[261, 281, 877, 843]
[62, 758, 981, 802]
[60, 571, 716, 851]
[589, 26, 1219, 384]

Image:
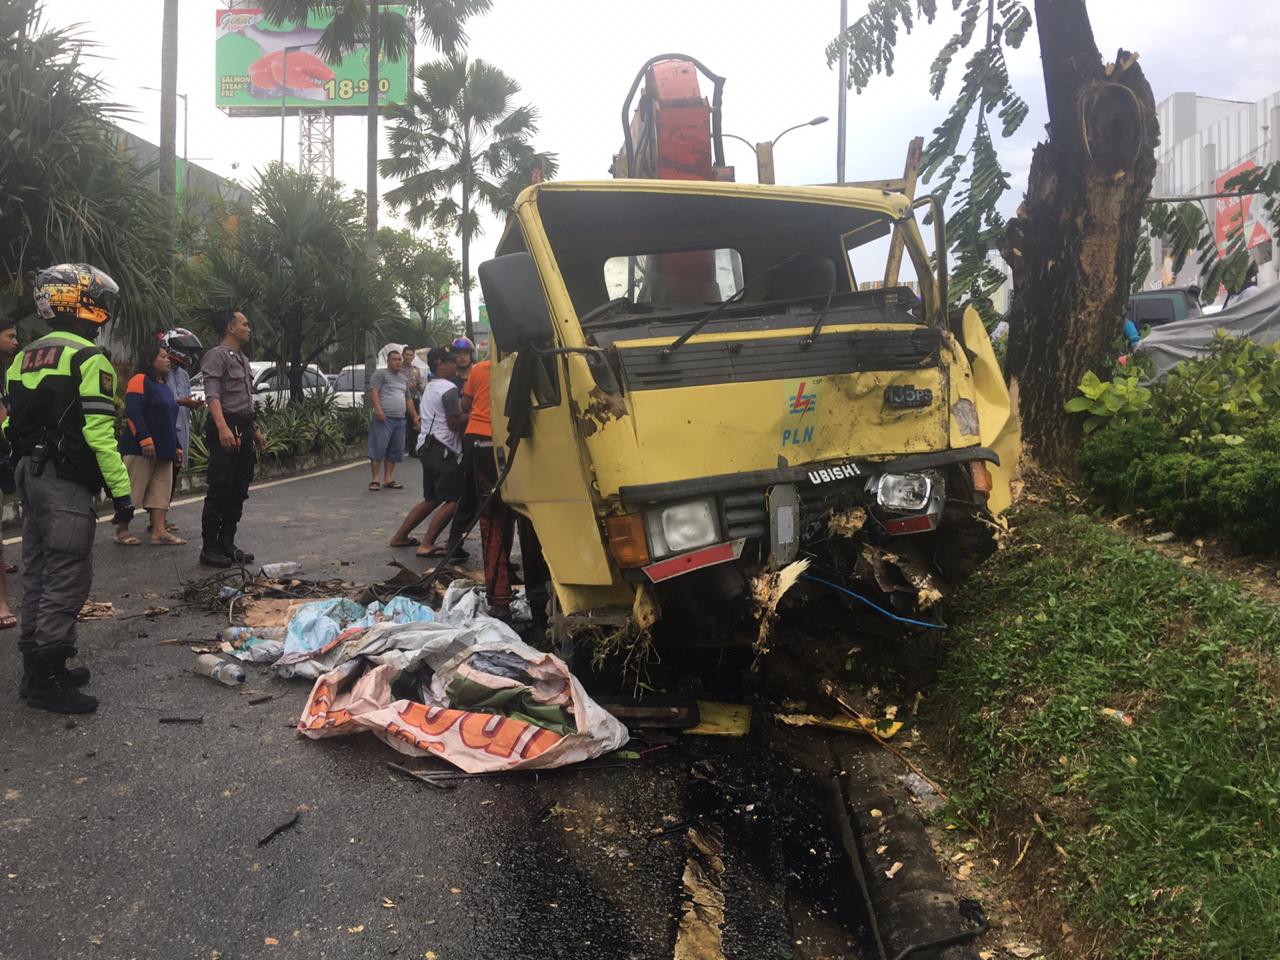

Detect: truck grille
[617, 327, 942, 391]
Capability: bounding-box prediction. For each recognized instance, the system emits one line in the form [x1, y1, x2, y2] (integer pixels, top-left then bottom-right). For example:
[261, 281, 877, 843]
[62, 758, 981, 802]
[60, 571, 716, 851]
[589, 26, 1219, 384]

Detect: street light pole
[837, 0, 848, 183]
[280, 45, 305, 168]
[724, 117, 828, 185]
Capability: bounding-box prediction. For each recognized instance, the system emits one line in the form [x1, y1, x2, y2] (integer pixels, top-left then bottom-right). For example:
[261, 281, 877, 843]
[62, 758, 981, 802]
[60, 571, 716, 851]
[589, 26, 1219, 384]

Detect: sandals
[151, 533, 188, 546]
[115, 533, 142, 546]
[0, 613, 15, 631]
[383, 480, 404, 490]
[368, 481, 381, 492]
[389, 537, 420, 548]
[415, 546, 448, 559]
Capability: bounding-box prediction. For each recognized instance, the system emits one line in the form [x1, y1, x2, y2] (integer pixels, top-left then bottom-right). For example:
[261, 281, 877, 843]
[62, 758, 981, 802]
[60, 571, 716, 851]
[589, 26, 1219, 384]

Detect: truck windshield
[603, 248, 745, 304]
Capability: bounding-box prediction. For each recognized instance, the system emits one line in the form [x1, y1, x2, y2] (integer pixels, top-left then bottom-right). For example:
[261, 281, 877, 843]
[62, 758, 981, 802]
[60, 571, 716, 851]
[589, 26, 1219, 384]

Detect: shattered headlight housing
[645, 497, 719, 558]
[876, 473, 933, 511]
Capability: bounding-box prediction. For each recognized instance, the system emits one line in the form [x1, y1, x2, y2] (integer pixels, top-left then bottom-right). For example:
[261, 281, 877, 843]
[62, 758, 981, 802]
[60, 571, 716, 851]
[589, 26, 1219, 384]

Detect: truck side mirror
[478, 253, 555, 353]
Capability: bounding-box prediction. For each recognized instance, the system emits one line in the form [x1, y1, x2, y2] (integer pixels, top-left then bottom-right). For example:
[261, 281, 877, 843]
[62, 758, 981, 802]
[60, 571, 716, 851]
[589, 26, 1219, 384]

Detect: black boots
[21, 651, 97, 714]
[17, 650, 90, 700]
[221, 522, 254, 565]
[201, 520, 252, 567]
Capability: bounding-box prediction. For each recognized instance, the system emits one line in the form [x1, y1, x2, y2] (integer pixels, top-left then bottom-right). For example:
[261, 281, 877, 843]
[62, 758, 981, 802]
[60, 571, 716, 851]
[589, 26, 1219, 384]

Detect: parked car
[333, 365, 369, 410]
[189, 363, 329, 403]
[1127, 287, 1203, 329]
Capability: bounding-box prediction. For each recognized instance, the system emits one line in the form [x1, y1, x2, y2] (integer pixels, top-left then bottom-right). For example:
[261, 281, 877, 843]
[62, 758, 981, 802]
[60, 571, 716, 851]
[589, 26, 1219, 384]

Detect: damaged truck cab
[480, 180, 1019, 640]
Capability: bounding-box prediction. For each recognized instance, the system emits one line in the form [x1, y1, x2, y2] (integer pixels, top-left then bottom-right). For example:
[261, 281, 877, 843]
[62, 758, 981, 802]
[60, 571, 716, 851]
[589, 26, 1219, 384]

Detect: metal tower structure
[298, 110, 336, 179]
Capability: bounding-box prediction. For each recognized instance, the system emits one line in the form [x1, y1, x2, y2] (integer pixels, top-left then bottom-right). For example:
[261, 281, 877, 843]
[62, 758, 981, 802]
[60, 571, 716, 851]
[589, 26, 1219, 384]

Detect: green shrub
[1078, 418, 1178, 506]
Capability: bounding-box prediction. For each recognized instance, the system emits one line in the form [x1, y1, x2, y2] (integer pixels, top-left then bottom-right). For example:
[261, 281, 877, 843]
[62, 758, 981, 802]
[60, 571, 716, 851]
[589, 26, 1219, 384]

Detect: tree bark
[1002, 0, 1159, 470]
[158, 0, 178, 297]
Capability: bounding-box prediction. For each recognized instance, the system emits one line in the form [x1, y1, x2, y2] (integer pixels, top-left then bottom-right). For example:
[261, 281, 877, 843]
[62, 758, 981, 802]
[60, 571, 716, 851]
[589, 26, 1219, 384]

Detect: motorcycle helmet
[450, 336, 475, 355]
[33, 263, 119, 325]
[159, 327, 204, 369]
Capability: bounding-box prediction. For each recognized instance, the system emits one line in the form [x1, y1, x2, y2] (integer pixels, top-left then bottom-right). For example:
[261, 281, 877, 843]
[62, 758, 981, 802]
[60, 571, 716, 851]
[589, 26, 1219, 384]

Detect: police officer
[4, 263, 133, 714]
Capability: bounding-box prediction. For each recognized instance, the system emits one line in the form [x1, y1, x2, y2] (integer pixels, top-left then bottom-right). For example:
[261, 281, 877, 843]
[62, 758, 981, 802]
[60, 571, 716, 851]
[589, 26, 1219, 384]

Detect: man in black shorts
[387, 348, 466, 558]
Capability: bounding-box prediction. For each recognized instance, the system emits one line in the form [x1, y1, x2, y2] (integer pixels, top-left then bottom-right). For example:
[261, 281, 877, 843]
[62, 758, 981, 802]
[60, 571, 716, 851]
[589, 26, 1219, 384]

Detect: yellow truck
[478, 178, 1019, 644]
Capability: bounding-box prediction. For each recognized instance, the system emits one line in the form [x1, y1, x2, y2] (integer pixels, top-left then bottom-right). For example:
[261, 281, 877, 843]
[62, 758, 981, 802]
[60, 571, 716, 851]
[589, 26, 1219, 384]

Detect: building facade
[1144, 91, 1280, 294]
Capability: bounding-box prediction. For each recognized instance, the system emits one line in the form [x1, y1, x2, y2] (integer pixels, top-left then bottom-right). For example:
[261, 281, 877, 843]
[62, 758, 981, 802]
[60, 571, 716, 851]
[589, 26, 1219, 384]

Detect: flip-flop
[151, 534, 188, 546]
[3, 563, 15, 574]
[114, 533, 142, 546]
[384, 481, 404, 489]
[389, 537, 420, 548]
[368, 482, 381, 491]
[0, 614, 15, 631]
[415, 546, 448, 559]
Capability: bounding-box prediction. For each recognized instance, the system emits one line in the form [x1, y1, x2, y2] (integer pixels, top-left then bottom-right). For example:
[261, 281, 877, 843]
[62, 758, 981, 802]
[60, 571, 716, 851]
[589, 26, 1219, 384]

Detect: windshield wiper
[660, 253, 806, 357]
[801, 288, 836, 348]
[658, 289, 747, 358]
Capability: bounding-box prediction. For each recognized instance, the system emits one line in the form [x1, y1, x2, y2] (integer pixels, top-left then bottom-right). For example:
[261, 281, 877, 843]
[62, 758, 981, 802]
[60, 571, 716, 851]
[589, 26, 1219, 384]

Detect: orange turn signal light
[969, 460, 993, 497]
[605, 513, 650, 569]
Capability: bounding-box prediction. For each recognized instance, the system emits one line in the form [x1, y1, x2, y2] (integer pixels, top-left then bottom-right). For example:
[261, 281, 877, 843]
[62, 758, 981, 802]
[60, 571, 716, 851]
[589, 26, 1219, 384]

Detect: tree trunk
[158, 0, 178, 297]
[1002, 0, 1159, 470]
[461, 185, 473, 340]
[289, 305, 304, 403]
[364, 1, 381, 385]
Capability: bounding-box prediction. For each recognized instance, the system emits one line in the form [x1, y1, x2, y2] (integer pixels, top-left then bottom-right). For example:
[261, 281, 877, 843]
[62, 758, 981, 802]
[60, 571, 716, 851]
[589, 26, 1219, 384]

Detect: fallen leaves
[346, 924, 365, 934]
[382, 898, 396, 909]
[885, 861, 904, 879]
[76, 600, 116, 621]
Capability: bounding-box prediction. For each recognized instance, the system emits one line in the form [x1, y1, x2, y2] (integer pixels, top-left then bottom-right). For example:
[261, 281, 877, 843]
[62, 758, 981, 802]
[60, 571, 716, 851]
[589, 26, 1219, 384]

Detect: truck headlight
[876, 473, 933, 512]
[645, 497, 719, 558]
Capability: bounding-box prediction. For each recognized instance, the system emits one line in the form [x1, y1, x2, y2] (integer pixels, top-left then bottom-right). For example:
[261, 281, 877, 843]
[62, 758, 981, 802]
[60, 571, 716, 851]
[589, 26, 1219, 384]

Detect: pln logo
[788, 381, 817, 418]
[782, 380, 817, 448]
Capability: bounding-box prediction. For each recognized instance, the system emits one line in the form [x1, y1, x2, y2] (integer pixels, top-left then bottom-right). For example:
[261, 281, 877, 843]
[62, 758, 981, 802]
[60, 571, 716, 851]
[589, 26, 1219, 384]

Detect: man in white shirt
[388, 348, 467, 557]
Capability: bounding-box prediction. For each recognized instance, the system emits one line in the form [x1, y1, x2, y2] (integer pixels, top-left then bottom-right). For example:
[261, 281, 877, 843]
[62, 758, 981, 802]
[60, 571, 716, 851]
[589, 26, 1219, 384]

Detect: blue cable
[799, 573, 947, 631]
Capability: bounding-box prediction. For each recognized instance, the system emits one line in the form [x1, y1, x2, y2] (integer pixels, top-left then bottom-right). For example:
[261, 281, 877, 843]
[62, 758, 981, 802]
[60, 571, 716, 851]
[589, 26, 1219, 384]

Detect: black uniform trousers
[200, 413, 256, 553]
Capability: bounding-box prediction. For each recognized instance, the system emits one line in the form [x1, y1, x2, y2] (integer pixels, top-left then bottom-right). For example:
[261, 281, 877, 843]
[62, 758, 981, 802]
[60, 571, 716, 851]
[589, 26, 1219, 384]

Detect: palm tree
[194, 165, 400, 401]
[381, 56, 558, 336]
[259, 1, 492, 261]
[0, 0, 167, 352]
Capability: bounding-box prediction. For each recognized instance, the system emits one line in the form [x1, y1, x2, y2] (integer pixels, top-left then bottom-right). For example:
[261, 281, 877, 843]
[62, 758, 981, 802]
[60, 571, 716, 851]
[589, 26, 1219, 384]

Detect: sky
[45, 0, 1280, 315]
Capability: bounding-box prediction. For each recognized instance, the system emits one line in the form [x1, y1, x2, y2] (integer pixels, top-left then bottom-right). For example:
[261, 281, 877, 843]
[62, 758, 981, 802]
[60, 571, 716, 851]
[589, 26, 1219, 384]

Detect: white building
[1144, 91, 1280, 293]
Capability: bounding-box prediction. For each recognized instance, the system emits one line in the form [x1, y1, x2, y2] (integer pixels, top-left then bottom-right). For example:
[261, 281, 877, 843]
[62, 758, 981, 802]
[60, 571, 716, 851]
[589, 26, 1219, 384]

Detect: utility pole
[837, 0, 848, 184]
[159, 0, 178, 296]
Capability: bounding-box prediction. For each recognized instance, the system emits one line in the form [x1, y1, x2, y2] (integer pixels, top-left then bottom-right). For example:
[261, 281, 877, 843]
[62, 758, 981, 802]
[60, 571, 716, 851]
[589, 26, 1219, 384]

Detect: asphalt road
[0, 461, 868, 960]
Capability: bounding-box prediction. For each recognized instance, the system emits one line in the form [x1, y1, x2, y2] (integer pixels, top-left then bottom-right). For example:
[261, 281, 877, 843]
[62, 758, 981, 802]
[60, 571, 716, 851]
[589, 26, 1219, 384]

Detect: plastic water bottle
[194, 654, 246, 686]
[261, 562, 303, 578]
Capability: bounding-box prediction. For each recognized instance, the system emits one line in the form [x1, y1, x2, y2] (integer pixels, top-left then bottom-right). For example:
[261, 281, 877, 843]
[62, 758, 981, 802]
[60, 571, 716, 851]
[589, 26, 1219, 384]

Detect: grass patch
[928, 499, 1280, 959]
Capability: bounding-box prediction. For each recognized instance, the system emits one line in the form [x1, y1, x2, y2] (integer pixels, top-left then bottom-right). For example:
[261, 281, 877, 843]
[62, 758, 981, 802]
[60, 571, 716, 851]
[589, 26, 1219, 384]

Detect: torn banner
[297, 616, 629, 773]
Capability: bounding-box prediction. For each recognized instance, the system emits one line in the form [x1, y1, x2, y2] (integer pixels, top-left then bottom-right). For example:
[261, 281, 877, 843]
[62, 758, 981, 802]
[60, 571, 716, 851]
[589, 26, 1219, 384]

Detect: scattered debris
[142, 606, 170, 618]
[595, 694, 700, 729]
[257, 813, 301, 847]
[674, 824, 727, 960]
[775, 712, 904, 737]
[194, 654, 245, 687]
[300, 613, 628, 772]
[247, 695, 274, 706]
[158, 716, 203, 725]
[828, 506, 867, 538]
[1145, 531, 1176, 543]
[76, 600, 116, 621]
[683, 701, 752, 737]
[1098, 707, 1134, 726]
[885, 861, 904, 879]
[749, 558, 810, 660]
[898, 772, 945, 813]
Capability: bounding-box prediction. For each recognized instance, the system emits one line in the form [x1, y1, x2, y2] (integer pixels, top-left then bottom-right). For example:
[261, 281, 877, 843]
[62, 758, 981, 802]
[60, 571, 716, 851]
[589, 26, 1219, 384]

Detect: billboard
[1215, 160, 1272, 253]
[215, 7, 408, 117]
